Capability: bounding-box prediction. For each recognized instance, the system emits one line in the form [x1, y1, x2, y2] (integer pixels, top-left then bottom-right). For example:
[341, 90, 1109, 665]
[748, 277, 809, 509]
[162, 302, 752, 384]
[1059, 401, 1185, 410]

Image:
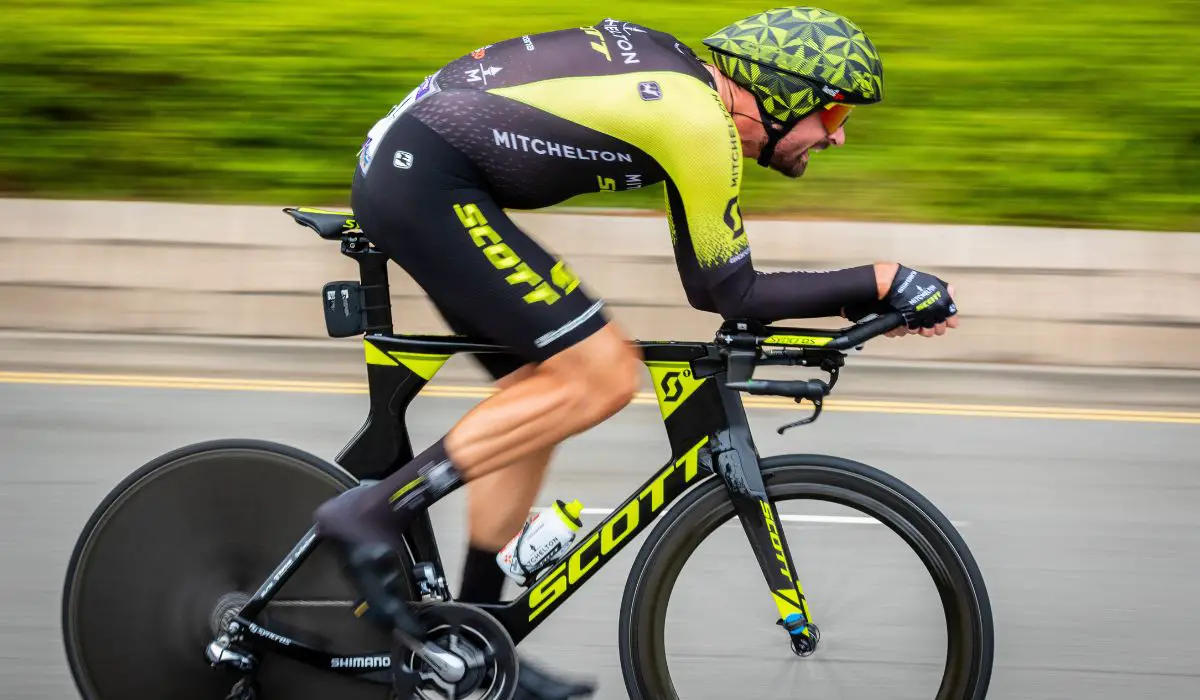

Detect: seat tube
[713, 383, 816, 639]
[349, 243, 393, 335]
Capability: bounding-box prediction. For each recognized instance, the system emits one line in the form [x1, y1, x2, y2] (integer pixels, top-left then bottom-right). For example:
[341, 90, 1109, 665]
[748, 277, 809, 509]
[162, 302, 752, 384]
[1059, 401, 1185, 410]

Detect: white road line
[537, 506, 966, 527]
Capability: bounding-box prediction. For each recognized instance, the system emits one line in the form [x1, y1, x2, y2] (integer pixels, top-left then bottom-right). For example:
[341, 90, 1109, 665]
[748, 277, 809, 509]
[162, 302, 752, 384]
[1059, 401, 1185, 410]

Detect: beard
[769, 149, 808, 179]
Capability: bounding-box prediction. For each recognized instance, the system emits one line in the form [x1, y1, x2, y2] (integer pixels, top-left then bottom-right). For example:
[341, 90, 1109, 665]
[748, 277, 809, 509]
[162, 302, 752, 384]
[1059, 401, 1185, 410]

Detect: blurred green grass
[2, 0, 1197, 231]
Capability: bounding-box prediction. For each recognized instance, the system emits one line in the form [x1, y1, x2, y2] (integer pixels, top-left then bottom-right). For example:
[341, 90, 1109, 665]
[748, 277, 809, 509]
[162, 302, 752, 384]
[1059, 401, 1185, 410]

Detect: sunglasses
[818, 103, 854, 134]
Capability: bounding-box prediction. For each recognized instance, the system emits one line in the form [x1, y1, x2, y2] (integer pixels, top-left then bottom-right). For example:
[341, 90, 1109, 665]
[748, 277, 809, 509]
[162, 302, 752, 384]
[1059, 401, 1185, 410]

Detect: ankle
[458, 543, 507, 604]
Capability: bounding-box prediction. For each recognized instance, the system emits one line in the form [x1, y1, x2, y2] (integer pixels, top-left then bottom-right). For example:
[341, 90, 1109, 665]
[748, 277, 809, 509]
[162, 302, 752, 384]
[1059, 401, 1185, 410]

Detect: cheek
[778, 125, 820, 157]
[776, 137, 806, 160]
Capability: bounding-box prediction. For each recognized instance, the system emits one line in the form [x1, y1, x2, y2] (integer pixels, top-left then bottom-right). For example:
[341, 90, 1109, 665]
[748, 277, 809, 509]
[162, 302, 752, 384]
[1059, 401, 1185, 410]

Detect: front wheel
[618, 454, 993, 700]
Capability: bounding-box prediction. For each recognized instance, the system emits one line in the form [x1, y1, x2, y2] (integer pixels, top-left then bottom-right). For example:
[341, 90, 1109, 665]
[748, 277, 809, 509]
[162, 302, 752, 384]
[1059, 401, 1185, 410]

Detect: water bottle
[496, 499, 584, 586]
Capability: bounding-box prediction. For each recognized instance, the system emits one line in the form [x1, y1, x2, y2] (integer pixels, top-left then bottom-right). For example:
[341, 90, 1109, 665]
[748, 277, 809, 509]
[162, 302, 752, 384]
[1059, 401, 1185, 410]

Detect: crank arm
[393, 630, 468, 683]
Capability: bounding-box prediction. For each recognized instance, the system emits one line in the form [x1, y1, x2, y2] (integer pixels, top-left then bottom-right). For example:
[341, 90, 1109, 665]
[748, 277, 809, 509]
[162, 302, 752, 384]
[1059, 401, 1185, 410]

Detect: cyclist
[315, 7, 958, 698]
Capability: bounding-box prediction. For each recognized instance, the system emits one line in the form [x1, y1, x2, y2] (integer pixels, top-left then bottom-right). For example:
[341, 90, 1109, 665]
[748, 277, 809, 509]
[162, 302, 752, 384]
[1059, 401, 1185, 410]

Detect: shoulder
[583, 18, 716, 84]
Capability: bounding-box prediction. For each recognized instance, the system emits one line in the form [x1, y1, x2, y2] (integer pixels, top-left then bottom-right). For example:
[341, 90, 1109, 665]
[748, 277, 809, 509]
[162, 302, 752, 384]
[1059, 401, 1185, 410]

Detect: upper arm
[665, 180, 719, 312]
[651, 77, 749, 282]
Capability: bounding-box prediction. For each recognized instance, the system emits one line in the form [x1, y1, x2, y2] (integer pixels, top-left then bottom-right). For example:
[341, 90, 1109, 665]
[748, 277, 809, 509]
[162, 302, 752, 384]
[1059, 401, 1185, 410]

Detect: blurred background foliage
[2, 0, 1197, 231]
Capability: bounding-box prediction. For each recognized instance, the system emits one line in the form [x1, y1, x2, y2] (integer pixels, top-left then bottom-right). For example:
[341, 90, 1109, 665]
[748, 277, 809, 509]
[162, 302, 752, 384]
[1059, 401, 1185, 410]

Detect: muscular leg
[323, 114, 622, 696]
[458, 364, 555, 604]
[315, 322, 640, 559]
[449, 352, 628, 698]
[445, 322, 640, 479]
[464, 364, 558, 551]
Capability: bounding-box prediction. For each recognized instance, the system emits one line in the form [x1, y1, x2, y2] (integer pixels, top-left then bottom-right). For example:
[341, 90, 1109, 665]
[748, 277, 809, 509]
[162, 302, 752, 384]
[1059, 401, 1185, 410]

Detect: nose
[829, 128, 846, 146]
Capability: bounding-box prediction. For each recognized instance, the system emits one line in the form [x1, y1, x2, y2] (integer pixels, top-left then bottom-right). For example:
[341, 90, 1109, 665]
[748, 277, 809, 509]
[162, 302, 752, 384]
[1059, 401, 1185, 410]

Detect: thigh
[354, 116, 610, 367]
[431, 301, 530, 381]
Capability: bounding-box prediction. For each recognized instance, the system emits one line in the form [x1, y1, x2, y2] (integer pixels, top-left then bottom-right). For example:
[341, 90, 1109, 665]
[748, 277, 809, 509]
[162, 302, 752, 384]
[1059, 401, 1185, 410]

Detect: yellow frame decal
[644, 360, 707, 420]
[363, 340, 450, 381]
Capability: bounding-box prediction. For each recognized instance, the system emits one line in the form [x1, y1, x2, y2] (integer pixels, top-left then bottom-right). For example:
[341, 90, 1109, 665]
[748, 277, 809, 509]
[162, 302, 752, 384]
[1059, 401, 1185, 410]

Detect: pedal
[352, 598, 370, 618]
[390, 662, 420, 698]
[224, 678, 259, 700]
[342, 543, 426, 638]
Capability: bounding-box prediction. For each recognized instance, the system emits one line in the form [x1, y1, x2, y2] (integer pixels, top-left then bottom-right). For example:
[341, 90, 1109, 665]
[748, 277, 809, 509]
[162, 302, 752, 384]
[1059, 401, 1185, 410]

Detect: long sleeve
[666, 181, 878, 322]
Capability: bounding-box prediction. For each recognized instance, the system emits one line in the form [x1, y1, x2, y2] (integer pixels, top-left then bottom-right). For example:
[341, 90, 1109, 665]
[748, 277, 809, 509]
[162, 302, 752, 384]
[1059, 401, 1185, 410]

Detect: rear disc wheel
[61, 440, 396, 700]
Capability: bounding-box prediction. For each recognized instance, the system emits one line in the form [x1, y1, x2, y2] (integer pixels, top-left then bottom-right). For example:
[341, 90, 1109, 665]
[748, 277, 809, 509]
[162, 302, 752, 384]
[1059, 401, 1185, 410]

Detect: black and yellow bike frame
[226, 211, 899, 678]
[345, 329, 819, 643]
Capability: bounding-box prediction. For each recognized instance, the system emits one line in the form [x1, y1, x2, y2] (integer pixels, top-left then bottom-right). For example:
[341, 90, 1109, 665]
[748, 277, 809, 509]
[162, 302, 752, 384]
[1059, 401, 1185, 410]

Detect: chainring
[394, 602, 518, 700]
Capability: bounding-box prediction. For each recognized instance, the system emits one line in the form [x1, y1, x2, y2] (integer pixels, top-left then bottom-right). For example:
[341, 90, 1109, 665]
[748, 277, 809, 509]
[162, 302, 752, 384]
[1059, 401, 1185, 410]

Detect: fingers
[885, 314, 957, 339]
[890, 319, 953, 338]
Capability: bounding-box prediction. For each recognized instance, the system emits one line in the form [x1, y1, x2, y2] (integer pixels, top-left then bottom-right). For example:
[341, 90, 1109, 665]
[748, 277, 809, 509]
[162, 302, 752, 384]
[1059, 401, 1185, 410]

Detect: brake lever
[777, 397, 823, 434]
[822, 363, 840, 390]
[777, 362, 839, 435]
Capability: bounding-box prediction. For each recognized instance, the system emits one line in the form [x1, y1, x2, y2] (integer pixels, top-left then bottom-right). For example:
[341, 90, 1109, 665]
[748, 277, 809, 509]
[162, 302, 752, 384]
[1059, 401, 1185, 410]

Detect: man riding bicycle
[314, 7, 959, 699]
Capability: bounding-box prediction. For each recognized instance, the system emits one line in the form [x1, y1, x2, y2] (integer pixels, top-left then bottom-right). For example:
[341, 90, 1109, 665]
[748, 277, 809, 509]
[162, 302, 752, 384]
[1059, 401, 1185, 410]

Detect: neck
[704, 64, 768, 158]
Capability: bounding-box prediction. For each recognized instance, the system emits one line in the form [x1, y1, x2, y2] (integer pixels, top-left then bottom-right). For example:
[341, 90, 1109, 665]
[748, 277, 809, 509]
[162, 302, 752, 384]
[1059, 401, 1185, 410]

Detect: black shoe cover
[512, 656, 596, 700]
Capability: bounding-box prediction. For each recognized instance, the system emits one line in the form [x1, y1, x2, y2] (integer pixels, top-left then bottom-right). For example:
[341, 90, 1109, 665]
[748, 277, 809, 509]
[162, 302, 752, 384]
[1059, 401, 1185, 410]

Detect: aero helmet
[703, 7, 884, 164]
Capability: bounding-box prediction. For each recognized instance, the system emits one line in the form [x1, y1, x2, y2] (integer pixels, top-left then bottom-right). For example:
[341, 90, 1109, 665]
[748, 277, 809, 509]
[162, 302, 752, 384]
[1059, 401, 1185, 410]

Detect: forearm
[709, 263, 882, 322]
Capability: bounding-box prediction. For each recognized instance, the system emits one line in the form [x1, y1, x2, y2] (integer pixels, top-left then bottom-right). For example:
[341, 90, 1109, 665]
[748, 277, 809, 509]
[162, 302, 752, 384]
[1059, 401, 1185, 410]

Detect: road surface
[2, 376, 1198, 699]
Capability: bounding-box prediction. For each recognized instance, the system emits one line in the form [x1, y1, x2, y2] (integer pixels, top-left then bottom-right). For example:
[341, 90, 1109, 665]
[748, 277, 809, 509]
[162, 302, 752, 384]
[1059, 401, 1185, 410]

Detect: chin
[772, 159, 807, 179]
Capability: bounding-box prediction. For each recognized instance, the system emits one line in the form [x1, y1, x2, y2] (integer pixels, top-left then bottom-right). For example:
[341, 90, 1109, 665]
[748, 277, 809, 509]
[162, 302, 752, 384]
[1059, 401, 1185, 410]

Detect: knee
[546, 325, 641, 421]
[588, 341, 641, 416]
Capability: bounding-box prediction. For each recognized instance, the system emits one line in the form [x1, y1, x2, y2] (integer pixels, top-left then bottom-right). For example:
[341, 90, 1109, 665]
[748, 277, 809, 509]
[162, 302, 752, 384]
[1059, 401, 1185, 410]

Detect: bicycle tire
[618, 454, 993, 700]
[61, 439, 396, 700]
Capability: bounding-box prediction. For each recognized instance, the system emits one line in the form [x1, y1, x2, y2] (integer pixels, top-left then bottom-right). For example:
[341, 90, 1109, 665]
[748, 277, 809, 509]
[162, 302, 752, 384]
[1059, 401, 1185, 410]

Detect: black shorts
[350, 114, 610, 380]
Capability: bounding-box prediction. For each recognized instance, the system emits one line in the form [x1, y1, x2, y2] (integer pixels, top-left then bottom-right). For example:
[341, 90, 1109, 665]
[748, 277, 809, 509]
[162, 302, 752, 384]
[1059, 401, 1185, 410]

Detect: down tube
[489, 437, 711, 644]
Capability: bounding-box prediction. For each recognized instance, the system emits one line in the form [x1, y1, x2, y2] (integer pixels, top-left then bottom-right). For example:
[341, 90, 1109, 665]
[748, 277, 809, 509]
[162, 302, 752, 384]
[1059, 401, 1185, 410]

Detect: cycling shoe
[513, 656, 596, 700]
[334, 539, 424, 639]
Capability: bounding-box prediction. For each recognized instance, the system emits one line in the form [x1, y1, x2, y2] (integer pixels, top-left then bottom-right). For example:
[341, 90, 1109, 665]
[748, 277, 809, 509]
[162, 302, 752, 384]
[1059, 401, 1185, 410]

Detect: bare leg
[456, 364, 556, 605]
[445, 322, 641, 479]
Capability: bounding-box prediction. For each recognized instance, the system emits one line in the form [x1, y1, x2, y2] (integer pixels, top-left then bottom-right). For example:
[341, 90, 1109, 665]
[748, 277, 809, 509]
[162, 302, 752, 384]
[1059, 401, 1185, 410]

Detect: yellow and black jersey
[398, 20, 747, 286]
[357, 19, 879, 323]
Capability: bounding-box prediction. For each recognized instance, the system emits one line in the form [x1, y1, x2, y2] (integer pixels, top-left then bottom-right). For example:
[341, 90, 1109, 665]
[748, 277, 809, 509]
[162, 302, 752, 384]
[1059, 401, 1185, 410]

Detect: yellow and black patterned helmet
[703, 6, 884, 124]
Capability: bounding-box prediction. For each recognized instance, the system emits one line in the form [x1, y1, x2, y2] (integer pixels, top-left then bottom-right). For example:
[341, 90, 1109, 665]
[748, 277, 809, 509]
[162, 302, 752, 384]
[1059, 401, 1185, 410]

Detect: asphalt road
[2, 379, 1199, 699]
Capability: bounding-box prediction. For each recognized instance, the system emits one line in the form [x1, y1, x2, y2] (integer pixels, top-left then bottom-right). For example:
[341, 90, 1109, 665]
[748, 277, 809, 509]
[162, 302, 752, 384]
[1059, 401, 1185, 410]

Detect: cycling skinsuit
[351, 19, 879, 378]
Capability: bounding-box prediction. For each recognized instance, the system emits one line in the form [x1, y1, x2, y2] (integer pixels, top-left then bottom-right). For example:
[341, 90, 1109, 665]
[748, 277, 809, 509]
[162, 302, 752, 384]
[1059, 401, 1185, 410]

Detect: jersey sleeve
[654, 83, 751, 289]
[659, 86, 880, 321]
[667, 175, 879, 322]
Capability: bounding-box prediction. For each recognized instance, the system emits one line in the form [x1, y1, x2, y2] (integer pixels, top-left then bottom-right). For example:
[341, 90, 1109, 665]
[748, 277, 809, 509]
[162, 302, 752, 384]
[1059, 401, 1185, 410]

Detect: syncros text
[526, 436, 709, 620]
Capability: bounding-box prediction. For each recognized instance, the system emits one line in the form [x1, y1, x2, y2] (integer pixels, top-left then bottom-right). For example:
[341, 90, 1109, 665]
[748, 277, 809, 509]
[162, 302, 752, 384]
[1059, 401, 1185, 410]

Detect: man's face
[764, 111, 846, 178]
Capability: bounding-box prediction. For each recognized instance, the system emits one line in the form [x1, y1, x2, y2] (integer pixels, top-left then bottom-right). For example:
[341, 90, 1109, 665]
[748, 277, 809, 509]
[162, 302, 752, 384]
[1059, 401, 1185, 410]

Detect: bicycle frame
[223, 328, 834, 677]
[219, 213, 894, 679]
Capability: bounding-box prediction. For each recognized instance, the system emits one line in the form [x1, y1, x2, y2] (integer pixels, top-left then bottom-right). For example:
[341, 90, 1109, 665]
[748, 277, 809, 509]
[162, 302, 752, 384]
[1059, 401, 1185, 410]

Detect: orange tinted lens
[820, 104, 854, 133]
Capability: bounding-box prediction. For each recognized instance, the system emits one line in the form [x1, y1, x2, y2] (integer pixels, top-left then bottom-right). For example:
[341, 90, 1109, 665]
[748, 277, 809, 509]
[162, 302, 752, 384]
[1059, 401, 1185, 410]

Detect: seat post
[342, 238, 393, 335]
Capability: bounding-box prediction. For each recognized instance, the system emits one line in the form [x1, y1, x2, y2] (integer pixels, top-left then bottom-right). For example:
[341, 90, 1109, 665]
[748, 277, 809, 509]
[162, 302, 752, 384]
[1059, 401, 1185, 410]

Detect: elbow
[683, 286, 718, 313]
[712, 294, 751, 320]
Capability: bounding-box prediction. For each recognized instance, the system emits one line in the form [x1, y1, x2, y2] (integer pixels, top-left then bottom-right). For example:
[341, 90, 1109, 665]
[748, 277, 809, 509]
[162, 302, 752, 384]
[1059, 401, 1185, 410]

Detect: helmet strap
[753, 96, 798, 168]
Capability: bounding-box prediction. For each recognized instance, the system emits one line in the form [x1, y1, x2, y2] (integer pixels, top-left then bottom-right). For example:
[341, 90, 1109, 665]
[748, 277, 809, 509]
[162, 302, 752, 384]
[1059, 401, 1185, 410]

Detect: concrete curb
[2, 198, 1198, 369]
